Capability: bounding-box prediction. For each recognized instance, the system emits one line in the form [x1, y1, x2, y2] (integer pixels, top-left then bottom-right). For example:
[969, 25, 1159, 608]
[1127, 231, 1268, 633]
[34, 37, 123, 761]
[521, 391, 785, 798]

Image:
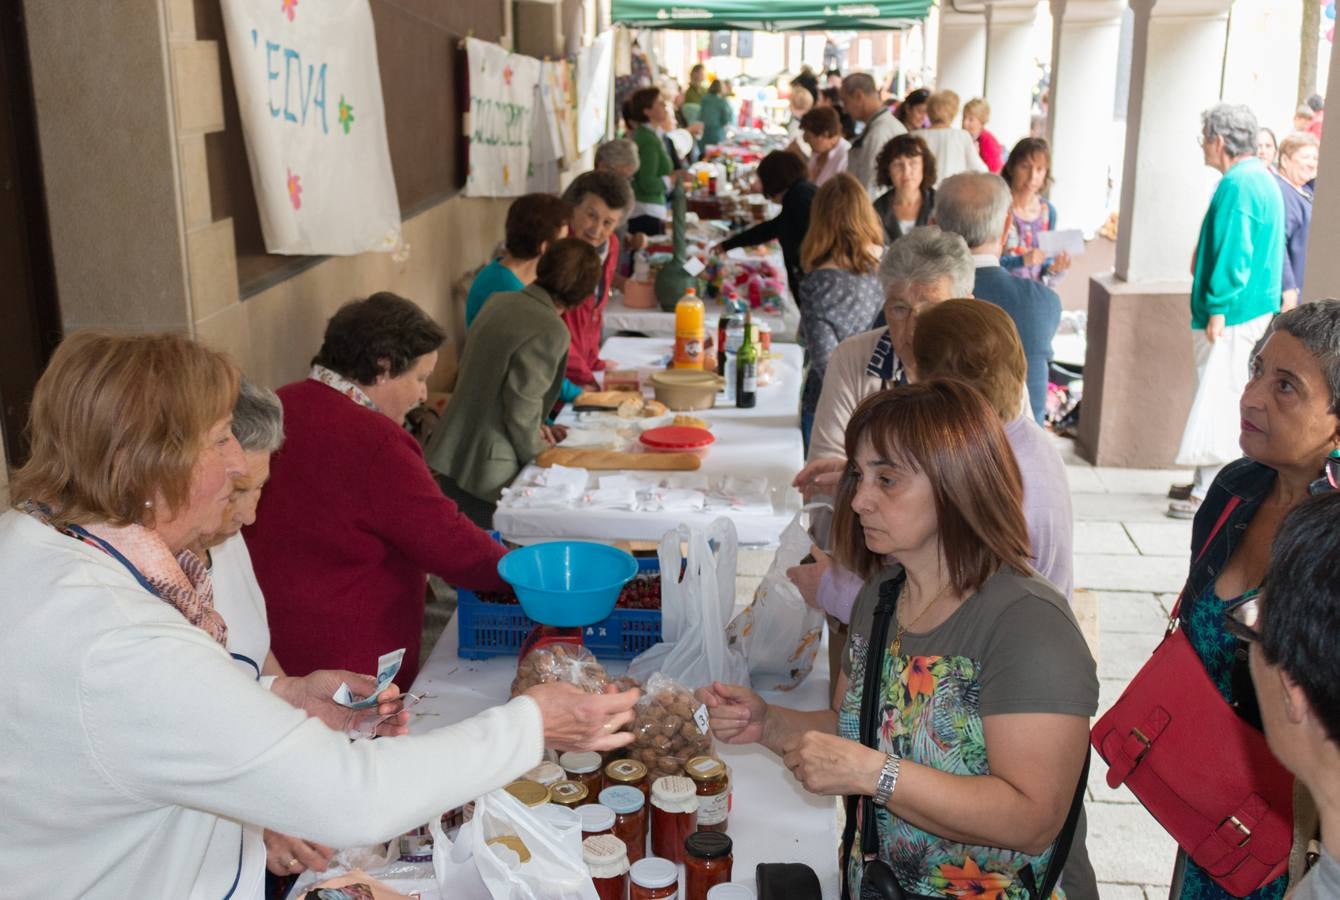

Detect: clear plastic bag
[510, 643, 611, 697]
[625, 672, 715, 780]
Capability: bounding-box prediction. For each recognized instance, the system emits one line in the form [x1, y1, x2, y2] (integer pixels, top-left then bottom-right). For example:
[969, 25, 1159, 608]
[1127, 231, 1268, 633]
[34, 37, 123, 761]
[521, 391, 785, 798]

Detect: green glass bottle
[735, 311, 758, 409]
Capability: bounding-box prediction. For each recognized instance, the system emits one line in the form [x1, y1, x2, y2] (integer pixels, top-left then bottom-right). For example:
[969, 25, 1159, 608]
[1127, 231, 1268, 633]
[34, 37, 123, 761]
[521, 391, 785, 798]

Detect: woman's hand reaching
[528, 682, 639, 752]
[271, 670, 409, 738]
[696, 681, 768, 745]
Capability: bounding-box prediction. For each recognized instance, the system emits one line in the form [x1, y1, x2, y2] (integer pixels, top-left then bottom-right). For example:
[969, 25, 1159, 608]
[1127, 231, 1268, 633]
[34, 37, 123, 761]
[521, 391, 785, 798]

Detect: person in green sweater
[1170, 103, 1285, 520]
[698, 80, 733, 148]
[626, 86, 675, 236]
[683, 64, 707, 106]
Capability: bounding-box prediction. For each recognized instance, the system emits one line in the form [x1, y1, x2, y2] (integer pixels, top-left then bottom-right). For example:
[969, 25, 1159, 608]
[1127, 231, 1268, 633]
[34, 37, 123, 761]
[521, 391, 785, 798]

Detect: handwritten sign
[465, 38, 541, 197]
[576, 31, 614, 152]
[221, 0, 401, 255]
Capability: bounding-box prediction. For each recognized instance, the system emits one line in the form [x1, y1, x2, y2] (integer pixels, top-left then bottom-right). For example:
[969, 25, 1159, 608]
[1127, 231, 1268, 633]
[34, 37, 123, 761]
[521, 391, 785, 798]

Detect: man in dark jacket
[716, 150, 817, 305]
[934, 172, 1062, 425]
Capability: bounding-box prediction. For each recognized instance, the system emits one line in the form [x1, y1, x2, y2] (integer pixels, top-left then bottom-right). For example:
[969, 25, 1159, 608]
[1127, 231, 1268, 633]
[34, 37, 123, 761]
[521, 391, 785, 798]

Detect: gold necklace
[891, 579, 954, 658]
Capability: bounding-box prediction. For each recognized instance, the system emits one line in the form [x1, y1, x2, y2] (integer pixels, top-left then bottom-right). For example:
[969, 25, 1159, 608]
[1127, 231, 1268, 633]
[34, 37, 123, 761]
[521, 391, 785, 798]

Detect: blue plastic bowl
[496, 541, 639, 626]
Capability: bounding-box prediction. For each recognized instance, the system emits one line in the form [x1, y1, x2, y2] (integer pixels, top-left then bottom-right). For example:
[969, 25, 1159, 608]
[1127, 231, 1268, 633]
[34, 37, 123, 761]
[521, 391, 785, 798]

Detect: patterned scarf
[309, 364, 377, 411]
[22, 502, 229, 647]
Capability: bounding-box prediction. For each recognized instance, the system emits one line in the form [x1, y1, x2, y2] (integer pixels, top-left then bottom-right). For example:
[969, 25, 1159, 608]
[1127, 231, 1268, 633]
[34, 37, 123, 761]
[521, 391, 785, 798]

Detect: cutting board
[535, 448, 701, 471]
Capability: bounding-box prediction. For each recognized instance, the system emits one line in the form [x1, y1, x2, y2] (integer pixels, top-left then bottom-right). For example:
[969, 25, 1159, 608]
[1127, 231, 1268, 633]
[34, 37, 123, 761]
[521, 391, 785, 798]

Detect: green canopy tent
[610, 0, 933, 31]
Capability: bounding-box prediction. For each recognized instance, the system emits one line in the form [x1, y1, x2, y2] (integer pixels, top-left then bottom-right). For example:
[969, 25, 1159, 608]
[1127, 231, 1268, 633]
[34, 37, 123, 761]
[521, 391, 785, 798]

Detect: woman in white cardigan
[0, 332, 637, 900]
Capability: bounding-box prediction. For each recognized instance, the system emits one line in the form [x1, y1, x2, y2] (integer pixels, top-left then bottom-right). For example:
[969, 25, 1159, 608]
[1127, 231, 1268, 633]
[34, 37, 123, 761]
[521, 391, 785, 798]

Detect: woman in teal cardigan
[626, 86, 674, 236]
[698, 80, 733, 148]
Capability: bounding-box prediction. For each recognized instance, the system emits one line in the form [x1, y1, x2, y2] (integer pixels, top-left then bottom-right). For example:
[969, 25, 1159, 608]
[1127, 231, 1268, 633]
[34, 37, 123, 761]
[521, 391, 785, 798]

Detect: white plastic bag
[627, 517, 749, 689]
[432, 789, 596, 900]
[1176, 322, 1265, 467]
[726, 504, 829, 691]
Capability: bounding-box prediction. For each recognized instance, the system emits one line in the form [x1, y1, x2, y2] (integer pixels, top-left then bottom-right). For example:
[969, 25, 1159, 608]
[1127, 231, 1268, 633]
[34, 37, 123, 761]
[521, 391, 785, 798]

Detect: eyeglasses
[1222, 589, 1262, 644]
[886, 303, 916, 322]
[1308, 449, 1340, 495]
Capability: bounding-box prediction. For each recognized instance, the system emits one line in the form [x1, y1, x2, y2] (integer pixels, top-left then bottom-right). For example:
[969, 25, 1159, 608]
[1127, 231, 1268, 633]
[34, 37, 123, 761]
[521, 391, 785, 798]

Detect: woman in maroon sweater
[245, 293, 507, 688]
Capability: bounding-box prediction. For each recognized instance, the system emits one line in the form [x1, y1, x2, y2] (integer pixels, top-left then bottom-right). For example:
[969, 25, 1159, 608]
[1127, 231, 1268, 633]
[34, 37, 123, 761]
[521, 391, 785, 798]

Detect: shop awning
[610, 0, 933, 30]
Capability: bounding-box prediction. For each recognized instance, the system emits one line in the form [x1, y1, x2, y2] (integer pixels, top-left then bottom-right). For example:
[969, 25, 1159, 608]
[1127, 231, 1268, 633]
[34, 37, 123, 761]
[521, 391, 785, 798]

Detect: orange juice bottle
[672, 288, 705, 369]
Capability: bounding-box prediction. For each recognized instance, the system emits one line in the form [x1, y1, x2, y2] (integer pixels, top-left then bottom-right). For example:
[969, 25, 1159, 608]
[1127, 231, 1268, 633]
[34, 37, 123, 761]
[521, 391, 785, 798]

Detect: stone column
[1301, 34, 1340, 304]
[1045, 0, 1125, 234]
[1080, 0, 1233, 467]
[936, 7, 987, 98]
[983, 1, 1041, 150]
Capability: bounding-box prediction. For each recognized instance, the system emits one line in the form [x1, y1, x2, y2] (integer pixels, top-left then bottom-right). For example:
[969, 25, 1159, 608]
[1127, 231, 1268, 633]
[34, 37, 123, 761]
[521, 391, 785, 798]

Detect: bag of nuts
[627, 673, 714, 779]
[510, 643, 612, 697]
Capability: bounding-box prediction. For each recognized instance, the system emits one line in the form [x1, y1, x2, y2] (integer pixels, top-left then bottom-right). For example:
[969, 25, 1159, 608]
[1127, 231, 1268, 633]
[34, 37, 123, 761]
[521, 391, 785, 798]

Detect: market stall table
[492, 336, 805, 547]
[604, 286, 798, 343]
[409, 620, 842, 898]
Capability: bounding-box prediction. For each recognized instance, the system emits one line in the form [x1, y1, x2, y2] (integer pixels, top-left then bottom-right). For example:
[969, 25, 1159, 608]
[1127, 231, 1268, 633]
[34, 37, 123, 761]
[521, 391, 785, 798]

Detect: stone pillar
[1301, 31, 1340, 304]
[983, 1, 1041, 151]
[936, 7, 987, 98]
[1080, 0, 1232, 467]
[1045, 0, 1125, 234]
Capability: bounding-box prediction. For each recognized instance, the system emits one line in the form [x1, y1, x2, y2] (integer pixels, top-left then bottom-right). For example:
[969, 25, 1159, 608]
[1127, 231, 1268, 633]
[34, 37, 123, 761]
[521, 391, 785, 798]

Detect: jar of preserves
[685, 756, 729, 832]
[630, 856, 679, 900]
[504, 779, 551, 808]
[561, 751, 605, 794]
[684, 832, 732, 900]
[583, 834, 630, 900]
[605, 758, 650, 801]
[549, 780, 590, 809]
[650, 776, 698, 864]
[578, 803, 616, 838]
[600, 785, 647, 863]
[706, 884, 753, 899]
[525, 760, 566, 787]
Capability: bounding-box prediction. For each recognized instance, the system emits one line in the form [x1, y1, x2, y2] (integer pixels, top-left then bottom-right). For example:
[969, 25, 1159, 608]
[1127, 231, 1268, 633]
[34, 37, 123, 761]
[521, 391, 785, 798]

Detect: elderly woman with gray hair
[1169, 103, 1284, 518]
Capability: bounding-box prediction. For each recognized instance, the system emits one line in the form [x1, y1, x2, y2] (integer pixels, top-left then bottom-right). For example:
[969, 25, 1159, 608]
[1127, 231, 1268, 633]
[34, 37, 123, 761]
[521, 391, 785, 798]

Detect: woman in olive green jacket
[426, 238, 602, 527]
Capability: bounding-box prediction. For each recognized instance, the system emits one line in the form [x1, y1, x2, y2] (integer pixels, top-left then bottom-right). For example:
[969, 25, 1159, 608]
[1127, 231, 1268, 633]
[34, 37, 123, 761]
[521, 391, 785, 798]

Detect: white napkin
[648, 488, 706, 512]
[498, 486, 577, 509]
[582, 488, 638, 510]
[535, 464, 589, 498]
[598, 474, 640, 492]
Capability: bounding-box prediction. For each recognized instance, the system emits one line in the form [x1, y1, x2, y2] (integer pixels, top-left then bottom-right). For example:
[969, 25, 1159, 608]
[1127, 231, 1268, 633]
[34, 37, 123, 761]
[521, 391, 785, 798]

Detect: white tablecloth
[492, 337, 805, 547]
[409, 619, 841, 898]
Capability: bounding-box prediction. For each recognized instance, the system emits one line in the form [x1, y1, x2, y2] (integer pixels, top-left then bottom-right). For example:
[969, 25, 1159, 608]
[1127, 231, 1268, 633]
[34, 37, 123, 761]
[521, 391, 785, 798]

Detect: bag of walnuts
[626, 673, 714, 779]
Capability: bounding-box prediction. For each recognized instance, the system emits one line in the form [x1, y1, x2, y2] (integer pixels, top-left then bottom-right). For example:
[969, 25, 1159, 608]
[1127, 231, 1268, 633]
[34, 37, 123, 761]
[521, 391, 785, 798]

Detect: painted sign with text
[464, 38, 541, 197]
[221, 0, 401, 255]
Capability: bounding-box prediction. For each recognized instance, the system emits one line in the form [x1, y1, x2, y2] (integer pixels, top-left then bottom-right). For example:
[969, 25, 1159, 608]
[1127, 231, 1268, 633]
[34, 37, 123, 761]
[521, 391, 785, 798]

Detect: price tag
[693, 703, 711, 735]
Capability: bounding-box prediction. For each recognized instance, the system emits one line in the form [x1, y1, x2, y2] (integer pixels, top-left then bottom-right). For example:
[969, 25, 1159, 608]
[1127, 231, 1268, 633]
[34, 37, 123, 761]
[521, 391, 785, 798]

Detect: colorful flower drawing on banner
[286, 168, 302, 210]
[281, 0, 297, 22]
[338, 95, 355, 134]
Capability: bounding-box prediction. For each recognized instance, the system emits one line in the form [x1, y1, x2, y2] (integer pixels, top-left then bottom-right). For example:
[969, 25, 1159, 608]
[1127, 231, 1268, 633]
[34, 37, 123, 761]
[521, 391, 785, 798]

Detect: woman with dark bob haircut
[699, 380, 1097, 899]
[0, 331, 639, 897]
[717, 148, 818, 302]
[246, 292, 508, 688]
[427, 238, 603, 526]
[872, 133, 936, 245]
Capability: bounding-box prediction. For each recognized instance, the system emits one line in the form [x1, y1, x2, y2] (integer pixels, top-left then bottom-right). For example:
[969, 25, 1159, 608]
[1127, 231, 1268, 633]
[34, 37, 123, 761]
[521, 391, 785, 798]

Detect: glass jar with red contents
[604, 758, 650, 802]
[583, 834, 630, 900]
[549, 780, 590, 809]
[578, 803, 616, 839]
[630, 857, 679, 900]
[600, 785, 647, 863]
[684, 832, 732, 900]
[561, 751, 605, 794]
[685, 756, 729, 833]
[649, 776, 698, 864]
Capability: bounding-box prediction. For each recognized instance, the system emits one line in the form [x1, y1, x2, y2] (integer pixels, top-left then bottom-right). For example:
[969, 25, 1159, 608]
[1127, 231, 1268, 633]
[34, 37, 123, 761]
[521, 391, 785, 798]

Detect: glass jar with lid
[549, 779, 590, 809]
[684, 832, 732, 900]
[649, 776, 698, 864]
[560, 750, 605, 794]
[706, 884, 754, 899]
[685, 756, 729, 833]
[599, 785, 647, 863]
[525, 760, 566, 788]
[503, 779, 551, 808]
[604, 757, 650, 801]
[630, 856, 679, 900]
[583, 834, 630, 900]
[578, 803, 616, 838]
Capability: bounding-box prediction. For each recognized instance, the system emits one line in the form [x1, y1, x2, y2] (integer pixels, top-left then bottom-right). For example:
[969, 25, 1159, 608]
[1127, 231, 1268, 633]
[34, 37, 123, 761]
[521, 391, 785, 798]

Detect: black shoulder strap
[840, 572, 905, 894]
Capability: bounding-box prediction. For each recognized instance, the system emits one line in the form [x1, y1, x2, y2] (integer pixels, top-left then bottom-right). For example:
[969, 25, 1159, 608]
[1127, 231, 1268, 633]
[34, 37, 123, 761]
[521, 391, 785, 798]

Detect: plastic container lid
[583, 834, 630, 877]
[599, 785, 646, 814]
[525, 761, 565, 786]
[685, 831, 733, 860]
[577, 803, 617, 833]
[503, 779, 550, 807]
[605, 758, 648, 784]
[560, 751, 603, 775]
[650, 775, 699, 813]
[630, 856, 679, 889]
[534, 803, 581, 831]
[707, 884, 756, 899]
[639, 425, 716, 451]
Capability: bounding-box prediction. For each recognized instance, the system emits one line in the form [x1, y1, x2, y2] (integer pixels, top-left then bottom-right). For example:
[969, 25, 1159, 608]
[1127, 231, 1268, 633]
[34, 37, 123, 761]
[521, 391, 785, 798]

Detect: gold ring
[287, 858, 300, 868]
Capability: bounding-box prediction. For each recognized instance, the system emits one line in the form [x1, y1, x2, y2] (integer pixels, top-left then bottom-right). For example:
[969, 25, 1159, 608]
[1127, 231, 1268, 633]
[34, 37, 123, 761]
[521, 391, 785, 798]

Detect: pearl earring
[144, 500, 152, 509]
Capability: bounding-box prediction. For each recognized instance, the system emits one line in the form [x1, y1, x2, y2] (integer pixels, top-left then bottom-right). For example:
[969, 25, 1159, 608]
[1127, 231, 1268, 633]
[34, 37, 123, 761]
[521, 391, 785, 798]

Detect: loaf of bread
[535, 449, 701, 470]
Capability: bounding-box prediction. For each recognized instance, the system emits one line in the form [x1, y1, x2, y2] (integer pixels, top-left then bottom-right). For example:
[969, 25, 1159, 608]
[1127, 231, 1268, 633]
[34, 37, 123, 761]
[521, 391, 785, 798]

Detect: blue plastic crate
[457, 555, 661, 660]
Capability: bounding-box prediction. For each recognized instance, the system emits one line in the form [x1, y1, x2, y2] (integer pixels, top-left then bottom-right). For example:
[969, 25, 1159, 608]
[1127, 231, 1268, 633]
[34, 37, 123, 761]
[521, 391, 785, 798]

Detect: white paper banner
[576, 31, 613, 152]
[464, 38, 541, 197]
[220, 0, 402, 256]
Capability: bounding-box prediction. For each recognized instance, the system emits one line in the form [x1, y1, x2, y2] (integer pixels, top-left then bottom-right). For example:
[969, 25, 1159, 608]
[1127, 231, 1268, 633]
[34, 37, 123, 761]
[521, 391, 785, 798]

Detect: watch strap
[872, 753, 900, 806]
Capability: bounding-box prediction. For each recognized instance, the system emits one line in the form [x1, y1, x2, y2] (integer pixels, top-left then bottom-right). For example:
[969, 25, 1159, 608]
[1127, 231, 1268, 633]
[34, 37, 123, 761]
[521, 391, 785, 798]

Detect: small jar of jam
[685, 756, 729, 833]
[650, 776, 698, 864]
[504, 779, 551, 808]
[706, 884, 753, 899]
[600, 785, 647, 863]
[630, 856, 679, 900]
[549, 780, 590, 809]
[684, 831, 732, 900]
[561, 751, 605, 794]
[525, 760, 566, 787]
[578, 803, 616, 838]
[583, 834, 630, 900]
[605, 758, 650, 801]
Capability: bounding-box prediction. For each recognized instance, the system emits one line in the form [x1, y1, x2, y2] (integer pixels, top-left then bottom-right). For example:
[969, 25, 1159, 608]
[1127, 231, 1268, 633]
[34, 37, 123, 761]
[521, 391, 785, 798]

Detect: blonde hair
[11, 331, 239, 528]
[962, 97, 990, 124]
[800, 173, 883, 274]
[1279, 130, 1319, 160]
[912, 299, 1026, 422]
[926, 90, 961, 126]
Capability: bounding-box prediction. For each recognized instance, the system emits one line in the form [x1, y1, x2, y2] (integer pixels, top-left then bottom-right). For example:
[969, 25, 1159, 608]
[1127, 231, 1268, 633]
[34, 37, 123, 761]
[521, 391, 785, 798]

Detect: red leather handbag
[1090, 497, 1294, 897]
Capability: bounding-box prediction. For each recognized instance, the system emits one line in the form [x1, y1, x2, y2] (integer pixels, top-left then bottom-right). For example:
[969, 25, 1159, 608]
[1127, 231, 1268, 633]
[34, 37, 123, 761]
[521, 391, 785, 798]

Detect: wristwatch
[872, 753, 901, 806]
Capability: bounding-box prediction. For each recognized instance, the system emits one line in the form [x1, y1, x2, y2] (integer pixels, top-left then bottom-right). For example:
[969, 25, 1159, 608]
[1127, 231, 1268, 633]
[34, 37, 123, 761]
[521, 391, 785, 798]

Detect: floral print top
[840, 567, 1098, 899]
[309, 365, 377, 411]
